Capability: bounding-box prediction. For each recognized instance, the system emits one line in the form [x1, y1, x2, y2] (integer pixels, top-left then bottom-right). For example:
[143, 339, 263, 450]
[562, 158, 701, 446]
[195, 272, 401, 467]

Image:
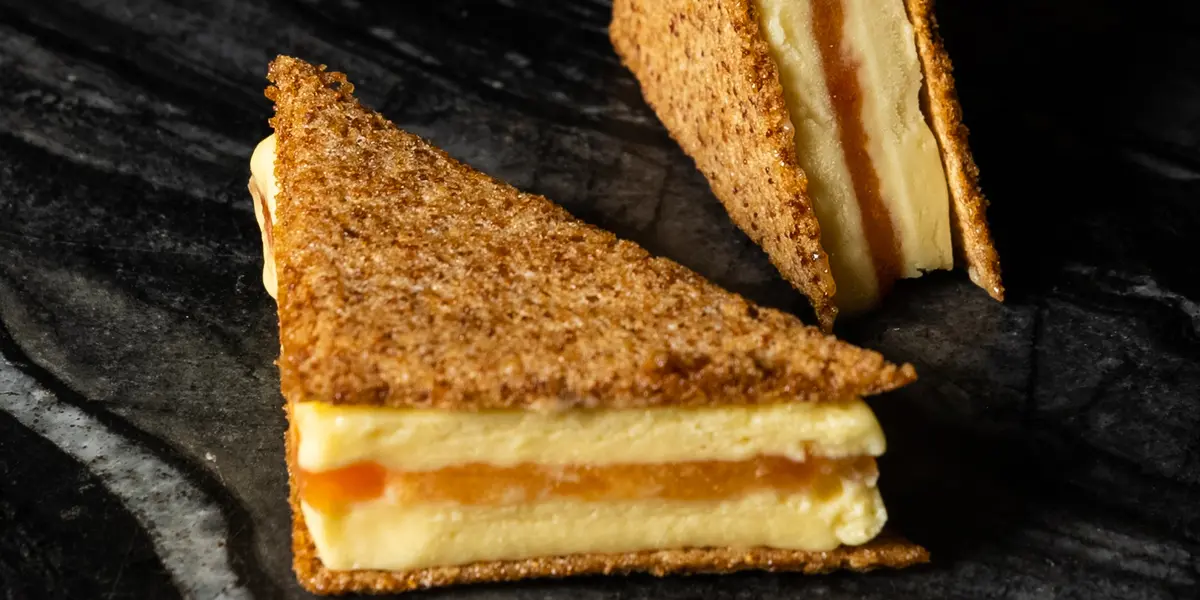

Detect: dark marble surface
[1, 0, 1198, 598]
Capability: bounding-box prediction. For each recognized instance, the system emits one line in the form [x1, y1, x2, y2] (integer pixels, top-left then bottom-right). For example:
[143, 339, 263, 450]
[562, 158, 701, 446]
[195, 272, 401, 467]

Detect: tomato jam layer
[298, 456, 878, 513]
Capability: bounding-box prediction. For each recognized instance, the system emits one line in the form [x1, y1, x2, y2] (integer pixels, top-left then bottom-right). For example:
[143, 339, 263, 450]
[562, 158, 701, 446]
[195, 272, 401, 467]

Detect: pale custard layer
[755, 0, 877, 312]
[842, 0, 952, 277]
[295, 400, 885, 471]
[302, 483, 887, 571]
[250, 134, 279, 299]
[754, 0, 952, 313]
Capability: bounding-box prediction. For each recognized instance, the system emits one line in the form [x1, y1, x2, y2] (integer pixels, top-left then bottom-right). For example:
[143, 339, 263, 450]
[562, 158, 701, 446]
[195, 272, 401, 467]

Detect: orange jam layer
[811, 0, 903, 295]
[298, 456, 878, 513]
[250, 175, 274, 249]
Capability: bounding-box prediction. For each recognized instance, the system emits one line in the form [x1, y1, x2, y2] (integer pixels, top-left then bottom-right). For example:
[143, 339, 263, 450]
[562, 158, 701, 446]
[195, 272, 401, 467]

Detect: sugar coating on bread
[609, 0, 838, 329]
[904, 0, 1003, 300]
[264, 56, 914, 411]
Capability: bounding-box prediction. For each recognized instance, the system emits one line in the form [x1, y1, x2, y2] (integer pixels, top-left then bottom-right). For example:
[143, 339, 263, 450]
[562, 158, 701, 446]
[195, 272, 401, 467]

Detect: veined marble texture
[0, 1, 1198, 598]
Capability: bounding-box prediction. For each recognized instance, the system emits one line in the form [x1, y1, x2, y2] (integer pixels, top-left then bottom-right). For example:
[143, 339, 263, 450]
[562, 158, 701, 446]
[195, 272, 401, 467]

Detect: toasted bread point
[905, 0, 1004, 300]
[611, 0, 1003, 321]
[609, 0, 838, 329]
[285, 408, 929, 595]
[264, 56, 914, 411]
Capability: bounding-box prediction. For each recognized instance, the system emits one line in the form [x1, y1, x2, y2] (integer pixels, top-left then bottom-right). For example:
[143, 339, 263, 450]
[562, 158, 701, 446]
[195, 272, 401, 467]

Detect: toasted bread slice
[260, 56, 927, 594]
[610, 0, 1002, 328]
[265, 56, 914, 411]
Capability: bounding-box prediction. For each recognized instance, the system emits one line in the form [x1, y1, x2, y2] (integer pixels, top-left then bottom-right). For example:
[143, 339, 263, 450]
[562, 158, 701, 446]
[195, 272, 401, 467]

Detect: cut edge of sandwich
[609, 0, 1002, 327]
[283, 402, 929, 594]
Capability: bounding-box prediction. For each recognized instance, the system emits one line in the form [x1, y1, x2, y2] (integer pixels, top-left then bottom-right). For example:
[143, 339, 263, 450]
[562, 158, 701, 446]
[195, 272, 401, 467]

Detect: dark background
[1, 0, 1198, 598]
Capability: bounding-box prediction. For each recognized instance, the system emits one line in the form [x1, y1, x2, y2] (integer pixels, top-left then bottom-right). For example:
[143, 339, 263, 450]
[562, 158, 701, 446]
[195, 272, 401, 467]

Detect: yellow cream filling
[754, 0, 952, 312]
[843, 0, 952, 277]
[295, 400, 885, 471]
[302, 482, 887, 571]
[250, 134, 279, 299]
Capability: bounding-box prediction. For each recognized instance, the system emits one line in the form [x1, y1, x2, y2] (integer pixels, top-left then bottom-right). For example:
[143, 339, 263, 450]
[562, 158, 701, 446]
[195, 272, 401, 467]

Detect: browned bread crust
[285, 408, 929, 595]
[609, 0, 838, 329]
[610, 0, 1003, 321]
[905, 0, 1004, 300]
[265, 56, 914, 410]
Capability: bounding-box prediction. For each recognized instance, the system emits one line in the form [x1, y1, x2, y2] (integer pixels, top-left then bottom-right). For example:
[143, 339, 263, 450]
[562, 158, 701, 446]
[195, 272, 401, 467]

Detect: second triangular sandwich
[251, 56, 928, 595]
[611, 0, 1003, 328]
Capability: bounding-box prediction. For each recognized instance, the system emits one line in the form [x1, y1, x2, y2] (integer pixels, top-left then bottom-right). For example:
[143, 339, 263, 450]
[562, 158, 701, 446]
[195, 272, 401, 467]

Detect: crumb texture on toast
[609, 0, 838, 329]
[265, 56, 914, 410]
[904, 0, 1003, 299]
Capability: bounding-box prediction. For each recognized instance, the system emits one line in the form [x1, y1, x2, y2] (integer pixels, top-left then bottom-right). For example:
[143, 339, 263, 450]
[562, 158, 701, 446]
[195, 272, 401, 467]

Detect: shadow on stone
[936, 0, 1200, 301]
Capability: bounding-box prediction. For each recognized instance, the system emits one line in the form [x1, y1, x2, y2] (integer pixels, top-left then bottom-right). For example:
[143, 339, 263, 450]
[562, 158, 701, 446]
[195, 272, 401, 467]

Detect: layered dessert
[292, 401, 888, 571]
[251, 56, 927, 594]
[756, 0, 953, 312]
[611, 0, 1003, 325]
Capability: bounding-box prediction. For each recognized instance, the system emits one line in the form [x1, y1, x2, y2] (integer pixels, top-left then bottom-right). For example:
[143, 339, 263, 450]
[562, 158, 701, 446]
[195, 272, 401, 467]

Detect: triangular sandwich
[611, 0, 1003, 328]
[249, 56, 928, 595]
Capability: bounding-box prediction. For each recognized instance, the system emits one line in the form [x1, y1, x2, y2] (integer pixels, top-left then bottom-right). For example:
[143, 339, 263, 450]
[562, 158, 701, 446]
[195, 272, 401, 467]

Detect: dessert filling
[292, 400, 885, 471]
[302, 484, 887, 571]
[299, 455, 879, 512]
[754, 0, 953, 313]
[293, 401, 889, 570]
[250, 135, 279, 299]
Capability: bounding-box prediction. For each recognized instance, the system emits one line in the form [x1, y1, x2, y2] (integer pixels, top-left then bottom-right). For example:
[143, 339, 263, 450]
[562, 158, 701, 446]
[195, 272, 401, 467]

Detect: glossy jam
[811, 0, 902, 295]
[251, 176, 274, 249]
[298, 456, 878, 513]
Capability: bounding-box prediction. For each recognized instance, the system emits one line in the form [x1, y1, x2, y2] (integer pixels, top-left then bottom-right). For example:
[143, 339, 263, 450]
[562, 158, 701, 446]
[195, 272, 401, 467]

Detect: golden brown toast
[263, 56, 927, 594]
[610, 0, 1003, 329]
[266, 56, 914, 412]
